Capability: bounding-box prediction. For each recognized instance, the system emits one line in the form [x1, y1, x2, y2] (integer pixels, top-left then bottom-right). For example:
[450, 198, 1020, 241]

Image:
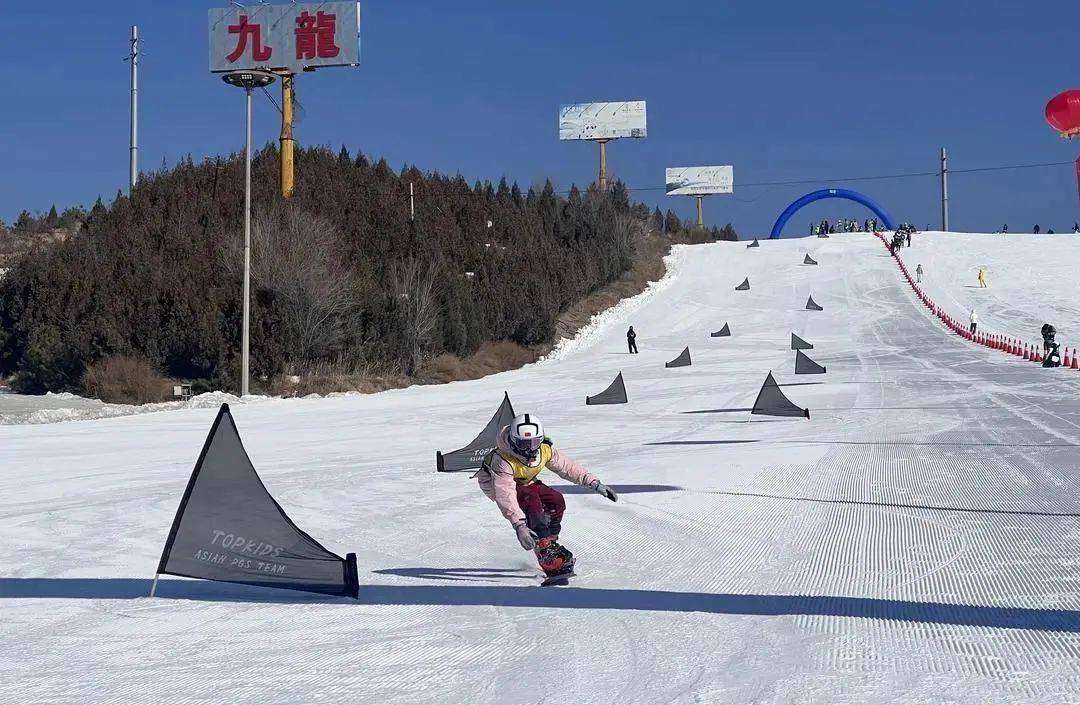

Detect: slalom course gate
[795, 350, 827, 375]
[586, 372, 628, 405]
[665, 347, 692, 368]
[770, 188, 897, 239]
[747, 239, 760, 248]
[751, 372, 810, 419]
[803, 254, 818, 266]
[154, 404, 359, 599]
[806, 296, 823, 311]
[791, 333, 814, 350]
[436, 392, 515, 472]
[711, 323, 731, 338]
[735, 277, 751, 291]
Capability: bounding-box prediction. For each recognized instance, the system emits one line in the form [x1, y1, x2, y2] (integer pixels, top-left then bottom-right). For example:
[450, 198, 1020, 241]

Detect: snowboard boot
[534, 537, 575, 577]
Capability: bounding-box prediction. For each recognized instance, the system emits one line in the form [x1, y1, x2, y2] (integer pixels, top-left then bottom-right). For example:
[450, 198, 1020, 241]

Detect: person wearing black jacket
[627, 326, 638, 354]
[1041, 323, 1056, 353]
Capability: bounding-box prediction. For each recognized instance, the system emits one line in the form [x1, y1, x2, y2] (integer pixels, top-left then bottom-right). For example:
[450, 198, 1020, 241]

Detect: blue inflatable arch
[769, 188, 897, 239]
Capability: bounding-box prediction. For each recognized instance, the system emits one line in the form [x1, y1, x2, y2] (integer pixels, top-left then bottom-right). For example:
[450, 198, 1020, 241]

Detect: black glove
[589, 480, 618, 503]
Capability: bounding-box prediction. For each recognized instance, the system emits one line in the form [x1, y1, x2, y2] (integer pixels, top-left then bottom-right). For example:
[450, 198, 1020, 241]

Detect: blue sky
[3, 0, 1078, 235]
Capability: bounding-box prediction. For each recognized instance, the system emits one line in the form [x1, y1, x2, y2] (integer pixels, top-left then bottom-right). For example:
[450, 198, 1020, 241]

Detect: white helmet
[508, 413, 545, 461]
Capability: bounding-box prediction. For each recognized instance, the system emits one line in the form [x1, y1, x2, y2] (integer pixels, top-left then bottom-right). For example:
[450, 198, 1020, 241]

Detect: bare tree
[224, 203, 362, 364]
[389, 257, 441, 374]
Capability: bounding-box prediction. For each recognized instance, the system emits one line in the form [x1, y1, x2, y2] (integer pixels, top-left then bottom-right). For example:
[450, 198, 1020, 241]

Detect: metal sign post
[222, 70, 277, 397]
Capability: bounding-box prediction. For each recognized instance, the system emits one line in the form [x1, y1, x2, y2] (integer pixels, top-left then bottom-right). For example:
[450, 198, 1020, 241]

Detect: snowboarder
[627, 326, 638, 354]
[977, 268, 988, 288]
[916, 263, 923, 283]
[969, 309, 979, 335]
[476, 414, 618, 583]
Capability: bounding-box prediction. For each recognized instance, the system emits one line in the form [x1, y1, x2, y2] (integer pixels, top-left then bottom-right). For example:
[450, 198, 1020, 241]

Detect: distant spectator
[627, 326, 638, 354]
[1073, 222, 1080, 234]
[906, 231, 912, 247]
[977, 267, 988, 288]
[969, 309, 979, 335]
[1001, 224, 1008, 234]
[915, 263, 923, 283]
[1034, 224, 1041, 234]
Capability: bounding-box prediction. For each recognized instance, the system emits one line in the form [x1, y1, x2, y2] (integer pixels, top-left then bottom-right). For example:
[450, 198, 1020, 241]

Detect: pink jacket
[477, 426, 598, 527]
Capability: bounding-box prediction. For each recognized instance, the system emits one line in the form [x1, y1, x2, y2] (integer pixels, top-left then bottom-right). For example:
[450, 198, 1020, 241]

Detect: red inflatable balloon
[1045, 89, 1080, 137]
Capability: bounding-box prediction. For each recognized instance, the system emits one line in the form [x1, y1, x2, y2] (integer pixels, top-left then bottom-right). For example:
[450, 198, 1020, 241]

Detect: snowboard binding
[535, 537, 574, 577]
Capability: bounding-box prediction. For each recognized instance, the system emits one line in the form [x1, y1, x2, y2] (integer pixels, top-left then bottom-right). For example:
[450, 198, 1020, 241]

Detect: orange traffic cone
[1023, 345, 1030, 360]
[1072, 349, 1079, 370]
[1064, 348, 1072, 368]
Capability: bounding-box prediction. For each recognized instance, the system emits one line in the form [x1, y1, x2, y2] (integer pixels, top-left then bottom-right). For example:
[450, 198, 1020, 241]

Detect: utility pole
[410, 182, 416, 221]
[128, 25, 139, 193]
[940, 147, 949, 232]
[597, 139, 609, 191]
[279, 73, 295, 199]
[695, 196, 704, 229]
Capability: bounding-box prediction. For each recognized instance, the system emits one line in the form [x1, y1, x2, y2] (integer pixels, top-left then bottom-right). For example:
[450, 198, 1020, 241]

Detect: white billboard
[665, 166, 734, 196]
[559, 101, 647, 141]
[209, 2, 360, 73]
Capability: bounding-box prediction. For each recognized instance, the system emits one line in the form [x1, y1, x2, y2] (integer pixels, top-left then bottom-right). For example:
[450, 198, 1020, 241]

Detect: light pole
[222, 70, 276, 397]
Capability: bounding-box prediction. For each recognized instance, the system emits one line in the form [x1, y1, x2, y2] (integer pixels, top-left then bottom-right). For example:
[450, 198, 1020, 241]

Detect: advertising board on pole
[209, 2, 360, 74]
[665, 166, 734, 196]
[559, 101, 647, 141]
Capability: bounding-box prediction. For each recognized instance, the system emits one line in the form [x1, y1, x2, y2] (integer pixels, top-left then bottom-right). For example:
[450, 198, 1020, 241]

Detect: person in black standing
[627, 326, 638, 354]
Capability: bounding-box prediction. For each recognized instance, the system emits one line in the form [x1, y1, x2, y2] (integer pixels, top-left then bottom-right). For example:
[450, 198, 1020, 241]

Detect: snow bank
[0, 390, 251, 426]
[537, 244, 687, 364]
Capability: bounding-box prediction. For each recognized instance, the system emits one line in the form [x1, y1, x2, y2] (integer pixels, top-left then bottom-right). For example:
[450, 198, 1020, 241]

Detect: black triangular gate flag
[795, 349, 827, 375]
[806, 295, 823, 311]
[586, 372, 628, 405]
[156, 404, 359, 598]
[791, 333, 814, 350]
[735, 277, 750, 291]
[747, 239, 760, 248]
[437, 392, 515, 472]
[803, 253, 818, 265]
[665, 346, 692, 368]
[711, 323, 731, 338]
[751, 372, 810, 419]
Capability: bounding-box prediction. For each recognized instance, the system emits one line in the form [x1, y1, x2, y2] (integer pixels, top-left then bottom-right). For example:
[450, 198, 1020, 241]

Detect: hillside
[0, 146, 736, 398]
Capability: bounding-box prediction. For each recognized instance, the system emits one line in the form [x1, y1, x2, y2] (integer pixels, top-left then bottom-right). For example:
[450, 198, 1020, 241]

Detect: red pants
[516, 480, 565, 540]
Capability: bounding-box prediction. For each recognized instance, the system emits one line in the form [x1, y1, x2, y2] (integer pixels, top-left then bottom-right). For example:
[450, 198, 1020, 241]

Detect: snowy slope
[5, 233, 1080, 704]
[898, 231, 1080, 347]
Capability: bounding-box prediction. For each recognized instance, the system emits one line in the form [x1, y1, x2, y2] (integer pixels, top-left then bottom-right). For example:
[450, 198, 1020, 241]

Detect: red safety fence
[873, 232, 1078, 370]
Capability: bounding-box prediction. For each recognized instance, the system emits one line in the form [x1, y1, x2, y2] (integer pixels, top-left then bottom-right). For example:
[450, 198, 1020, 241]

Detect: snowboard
[540, 570, 576, 587]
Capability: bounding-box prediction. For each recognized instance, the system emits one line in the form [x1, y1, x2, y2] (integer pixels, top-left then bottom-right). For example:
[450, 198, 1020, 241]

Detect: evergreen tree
[664, 209, 681, 234]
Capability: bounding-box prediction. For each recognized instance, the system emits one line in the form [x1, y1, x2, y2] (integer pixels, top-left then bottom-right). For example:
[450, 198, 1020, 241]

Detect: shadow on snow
[3, 578, 1080, 632]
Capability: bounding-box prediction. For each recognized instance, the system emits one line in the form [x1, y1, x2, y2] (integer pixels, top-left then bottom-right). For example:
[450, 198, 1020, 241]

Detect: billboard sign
[559, 101, 647, 141]
[209, 2, 360, 74]
[665, 166, 734, 196]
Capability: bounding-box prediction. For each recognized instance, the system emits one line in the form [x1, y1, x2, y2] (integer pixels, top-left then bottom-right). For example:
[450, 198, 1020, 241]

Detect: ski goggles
[510, 434, 544, 454]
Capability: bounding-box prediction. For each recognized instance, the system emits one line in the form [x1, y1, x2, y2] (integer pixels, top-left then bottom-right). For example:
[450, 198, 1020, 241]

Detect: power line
[552, 158, 1075, 196]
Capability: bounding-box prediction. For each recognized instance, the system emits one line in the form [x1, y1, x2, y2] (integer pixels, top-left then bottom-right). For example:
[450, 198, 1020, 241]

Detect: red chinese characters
[295, 11, 340, 60]
[226, 15, 272, 63]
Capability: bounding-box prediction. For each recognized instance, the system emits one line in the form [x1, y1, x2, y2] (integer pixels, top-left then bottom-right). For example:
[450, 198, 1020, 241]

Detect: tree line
[0, 145, 736, 395]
